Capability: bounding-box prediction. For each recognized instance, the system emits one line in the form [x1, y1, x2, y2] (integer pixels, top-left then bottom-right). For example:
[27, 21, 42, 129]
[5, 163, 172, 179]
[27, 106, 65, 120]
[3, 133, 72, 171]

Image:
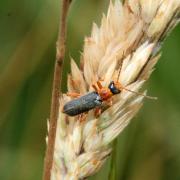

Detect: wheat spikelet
[50, 0, 180, 179]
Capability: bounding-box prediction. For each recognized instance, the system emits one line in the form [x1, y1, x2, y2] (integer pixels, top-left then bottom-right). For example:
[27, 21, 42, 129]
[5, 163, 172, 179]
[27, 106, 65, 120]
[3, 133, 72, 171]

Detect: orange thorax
[98, 88, 113, 101]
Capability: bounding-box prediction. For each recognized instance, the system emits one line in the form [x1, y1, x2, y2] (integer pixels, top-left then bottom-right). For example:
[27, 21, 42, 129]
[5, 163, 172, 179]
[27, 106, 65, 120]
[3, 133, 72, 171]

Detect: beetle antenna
[116, 59, 124, 82]
[116, 52, 126, 82]
[116, 61, 122, 82]
[121, 86, 157, 100]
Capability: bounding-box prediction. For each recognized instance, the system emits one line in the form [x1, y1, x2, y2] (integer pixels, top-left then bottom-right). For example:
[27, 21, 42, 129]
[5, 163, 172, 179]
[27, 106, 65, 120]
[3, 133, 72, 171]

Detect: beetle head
[108, 81, 122, 94]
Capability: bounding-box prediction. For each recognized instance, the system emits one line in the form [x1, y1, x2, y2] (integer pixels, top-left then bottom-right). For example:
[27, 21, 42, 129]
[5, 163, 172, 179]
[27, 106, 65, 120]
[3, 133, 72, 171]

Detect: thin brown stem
[43, 0, 72, 180]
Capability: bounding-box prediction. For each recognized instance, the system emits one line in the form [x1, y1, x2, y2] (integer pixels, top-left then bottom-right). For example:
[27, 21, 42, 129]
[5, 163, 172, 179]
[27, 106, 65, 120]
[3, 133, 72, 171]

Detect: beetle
[63, 80, 122, 116]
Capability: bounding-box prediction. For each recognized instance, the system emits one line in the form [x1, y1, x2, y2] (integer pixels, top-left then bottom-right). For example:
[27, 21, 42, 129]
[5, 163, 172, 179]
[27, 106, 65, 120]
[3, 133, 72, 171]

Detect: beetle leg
[92, 84, 99, 92]
[97, 81, 103, 89]
[79, 113, 87, 123]
[92, 79, 104, 92]
[94, 107, 102, 117]
[67, 92, 81, 98]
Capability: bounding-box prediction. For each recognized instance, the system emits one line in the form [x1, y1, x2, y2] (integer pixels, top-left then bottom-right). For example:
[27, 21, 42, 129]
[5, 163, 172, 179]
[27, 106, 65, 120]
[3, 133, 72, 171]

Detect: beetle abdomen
[63, 92, 102, 116]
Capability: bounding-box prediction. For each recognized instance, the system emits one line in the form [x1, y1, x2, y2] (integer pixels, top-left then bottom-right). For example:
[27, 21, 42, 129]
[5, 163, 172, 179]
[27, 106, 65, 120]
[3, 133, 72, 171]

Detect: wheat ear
[49, 0, 180, 179]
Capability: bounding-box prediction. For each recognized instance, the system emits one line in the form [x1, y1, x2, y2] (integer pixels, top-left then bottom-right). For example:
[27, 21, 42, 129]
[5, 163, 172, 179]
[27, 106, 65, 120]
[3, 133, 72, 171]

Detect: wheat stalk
[49, 0, 180, 179]
[43, 1, 72, 180]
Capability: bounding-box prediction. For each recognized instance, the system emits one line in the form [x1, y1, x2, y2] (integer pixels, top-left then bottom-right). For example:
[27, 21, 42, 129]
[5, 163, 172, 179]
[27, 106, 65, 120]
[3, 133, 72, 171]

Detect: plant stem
[43, 0, 72, 180]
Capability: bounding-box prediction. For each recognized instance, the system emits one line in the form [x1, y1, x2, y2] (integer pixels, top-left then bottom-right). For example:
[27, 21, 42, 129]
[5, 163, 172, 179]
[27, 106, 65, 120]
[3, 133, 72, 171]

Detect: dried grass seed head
[50, 0, 180, 179]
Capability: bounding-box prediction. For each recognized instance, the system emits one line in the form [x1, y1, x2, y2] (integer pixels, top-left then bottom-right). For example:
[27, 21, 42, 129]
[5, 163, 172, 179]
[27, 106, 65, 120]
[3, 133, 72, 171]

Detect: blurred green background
[0, 0, 179, 179]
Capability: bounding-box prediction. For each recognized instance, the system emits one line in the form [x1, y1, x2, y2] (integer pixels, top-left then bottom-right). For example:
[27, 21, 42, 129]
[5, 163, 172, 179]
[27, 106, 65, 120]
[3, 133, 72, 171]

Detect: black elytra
[63, 92, 102, 116]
